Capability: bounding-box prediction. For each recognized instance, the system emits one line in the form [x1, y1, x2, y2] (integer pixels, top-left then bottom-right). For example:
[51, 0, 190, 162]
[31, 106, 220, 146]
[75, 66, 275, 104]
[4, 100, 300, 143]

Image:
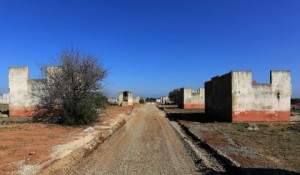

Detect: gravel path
[69, 104, 200, 175]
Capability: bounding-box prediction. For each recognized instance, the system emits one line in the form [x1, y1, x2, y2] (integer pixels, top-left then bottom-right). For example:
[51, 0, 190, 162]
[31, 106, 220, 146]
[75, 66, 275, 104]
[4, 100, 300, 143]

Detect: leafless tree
[34, 48, 107, 125]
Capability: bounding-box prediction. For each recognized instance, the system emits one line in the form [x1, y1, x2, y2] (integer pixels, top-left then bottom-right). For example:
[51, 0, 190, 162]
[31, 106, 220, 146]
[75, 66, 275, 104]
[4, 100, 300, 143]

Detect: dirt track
[68, 104, 200, 175]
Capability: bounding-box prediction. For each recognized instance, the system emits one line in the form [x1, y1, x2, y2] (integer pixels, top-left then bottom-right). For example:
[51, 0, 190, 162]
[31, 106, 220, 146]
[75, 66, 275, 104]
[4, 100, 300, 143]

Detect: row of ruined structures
[0, 67, 141, 118]
[160, 70, 291, 122]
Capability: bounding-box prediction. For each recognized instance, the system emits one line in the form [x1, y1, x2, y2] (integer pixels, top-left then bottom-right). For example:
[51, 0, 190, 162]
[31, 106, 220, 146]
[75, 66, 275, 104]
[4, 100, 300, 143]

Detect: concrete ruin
[8, 66, 57, 117]
[0, 93, 9, 104]
[118, 91, 133, 106]
[205, 71, 291, 122]
[178, 88, 205, 109]
[160, 96, 169, 105]
[133, 96, 141, 104]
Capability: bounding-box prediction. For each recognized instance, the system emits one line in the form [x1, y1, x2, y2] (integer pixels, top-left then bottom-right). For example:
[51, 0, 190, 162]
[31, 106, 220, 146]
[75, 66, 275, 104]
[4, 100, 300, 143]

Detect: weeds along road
[69, 104, 200, 175]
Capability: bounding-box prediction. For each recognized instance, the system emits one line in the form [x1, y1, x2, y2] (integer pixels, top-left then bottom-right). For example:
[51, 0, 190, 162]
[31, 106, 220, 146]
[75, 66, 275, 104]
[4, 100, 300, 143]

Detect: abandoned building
[205, 70, 291, 122]
[133, 96, 141, 103]
[9, 66, 57, 117]
[178, 88, 205, 109]
[160, 96, 169, 105]
[118, 91, 133, 106]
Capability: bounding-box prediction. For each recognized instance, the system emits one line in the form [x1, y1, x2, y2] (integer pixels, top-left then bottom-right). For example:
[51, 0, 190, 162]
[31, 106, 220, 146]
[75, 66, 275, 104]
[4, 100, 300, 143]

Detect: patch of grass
[208, 122, 300, 172]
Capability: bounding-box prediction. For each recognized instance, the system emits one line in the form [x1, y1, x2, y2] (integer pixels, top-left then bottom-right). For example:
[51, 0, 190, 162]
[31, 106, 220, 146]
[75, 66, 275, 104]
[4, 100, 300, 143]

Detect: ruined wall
[118, 92, 123, 106]
[160, 96, 169, 105]
[9, 66, 54, 117]
[0, 93, 9, 104]
[133, 96, 140, 103]
[232, 71, 291, 122]
[178, 88, 205, 109]
[9, 67, 34, 117]
[205, 71, 291, 122]
[118, 91, 133, 106]
[205, 73, 232, 121]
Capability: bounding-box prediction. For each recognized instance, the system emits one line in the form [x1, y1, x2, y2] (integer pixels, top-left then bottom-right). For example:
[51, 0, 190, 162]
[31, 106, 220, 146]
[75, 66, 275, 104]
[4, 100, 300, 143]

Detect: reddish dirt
[0, 104, 139, 174]
[201, 131, 230, 147]
[229, 153, 271, 167]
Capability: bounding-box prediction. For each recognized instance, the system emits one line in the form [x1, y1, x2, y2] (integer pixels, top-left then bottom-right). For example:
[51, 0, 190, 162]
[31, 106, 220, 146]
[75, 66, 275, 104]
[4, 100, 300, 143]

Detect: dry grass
[199, 122, 300, 172]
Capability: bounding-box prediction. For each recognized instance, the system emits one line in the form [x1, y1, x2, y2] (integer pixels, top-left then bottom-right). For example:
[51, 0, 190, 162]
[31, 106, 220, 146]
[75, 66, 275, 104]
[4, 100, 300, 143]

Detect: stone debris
[83, 127, 95, 133]
[244, 123, 260, 130]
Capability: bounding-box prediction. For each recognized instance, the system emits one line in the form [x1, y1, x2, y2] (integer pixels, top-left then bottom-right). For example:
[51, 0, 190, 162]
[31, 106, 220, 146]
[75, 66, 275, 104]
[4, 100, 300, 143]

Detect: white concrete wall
[0, 93, 9, 104]
[9, 66, 58, 117]
[9, 67, 31, 111]
[183, 88, 204, 105]
[133, 96, 140, 103]
[270, 71, 291, 111]
[232, 71, 291, 112]
[118, 92, 123, 106]
[118, 91, 133, 106]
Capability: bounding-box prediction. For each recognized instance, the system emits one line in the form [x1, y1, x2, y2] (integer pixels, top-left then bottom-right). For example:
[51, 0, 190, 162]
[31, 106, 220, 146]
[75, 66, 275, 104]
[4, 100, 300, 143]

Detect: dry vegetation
[180, 120, 300, 172]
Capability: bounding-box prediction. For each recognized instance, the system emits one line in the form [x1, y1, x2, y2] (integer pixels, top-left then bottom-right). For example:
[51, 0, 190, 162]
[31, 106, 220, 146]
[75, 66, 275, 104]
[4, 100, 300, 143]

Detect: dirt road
[68, 104, 200, 175]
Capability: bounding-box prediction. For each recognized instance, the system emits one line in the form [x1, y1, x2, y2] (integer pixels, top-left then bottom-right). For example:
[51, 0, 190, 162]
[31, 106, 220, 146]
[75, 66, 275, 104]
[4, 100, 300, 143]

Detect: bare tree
[34, 48, 107, 125]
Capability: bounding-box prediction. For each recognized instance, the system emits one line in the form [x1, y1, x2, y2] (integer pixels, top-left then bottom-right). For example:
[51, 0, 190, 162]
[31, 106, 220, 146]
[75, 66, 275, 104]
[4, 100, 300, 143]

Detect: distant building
[160, 96, 169, 105]
[178, 88, 204, 109]
[133, 96, 141, 103]
[118, 91, 133, 106]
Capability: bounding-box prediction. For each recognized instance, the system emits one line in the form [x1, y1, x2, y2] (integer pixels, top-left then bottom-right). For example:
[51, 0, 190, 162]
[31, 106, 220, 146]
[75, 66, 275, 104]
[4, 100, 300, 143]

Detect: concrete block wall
[205, 71, 291, 122]
[178, 88, 205, 109]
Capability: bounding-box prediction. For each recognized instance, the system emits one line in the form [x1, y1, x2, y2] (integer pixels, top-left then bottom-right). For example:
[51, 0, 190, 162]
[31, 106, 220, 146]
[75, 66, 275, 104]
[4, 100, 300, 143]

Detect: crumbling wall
[9, 66, 55, 117]
[118, 91, 133, 106]
[232, 71, 291, 122]
[178, 88, 205, 109]
[133, 96, 140, 103]
[160, 96, 169, 105]
[205, 71, 291, 122]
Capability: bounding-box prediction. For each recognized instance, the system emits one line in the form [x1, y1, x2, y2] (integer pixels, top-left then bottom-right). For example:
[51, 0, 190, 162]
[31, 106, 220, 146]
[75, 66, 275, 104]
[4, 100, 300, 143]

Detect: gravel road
[69, 104, 200, 175]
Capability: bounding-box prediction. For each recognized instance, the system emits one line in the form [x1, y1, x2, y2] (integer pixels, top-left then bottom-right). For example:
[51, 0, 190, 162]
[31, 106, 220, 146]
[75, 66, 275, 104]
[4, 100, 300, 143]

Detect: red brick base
[183, 104, 205, 109]
[232, 110, 290, 122]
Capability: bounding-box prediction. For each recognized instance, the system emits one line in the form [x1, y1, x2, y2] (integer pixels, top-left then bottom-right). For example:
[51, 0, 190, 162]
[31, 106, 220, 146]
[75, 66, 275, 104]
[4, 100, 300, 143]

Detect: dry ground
[179, 120, 300, 173]
[0, 104, 138, 174]
[63, 104, 200, 175]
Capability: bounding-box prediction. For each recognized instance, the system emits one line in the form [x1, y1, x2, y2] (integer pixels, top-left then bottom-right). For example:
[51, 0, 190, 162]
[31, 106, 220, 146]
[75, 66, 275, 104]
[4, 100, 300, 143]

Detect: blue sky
[0, 0, 299, 98]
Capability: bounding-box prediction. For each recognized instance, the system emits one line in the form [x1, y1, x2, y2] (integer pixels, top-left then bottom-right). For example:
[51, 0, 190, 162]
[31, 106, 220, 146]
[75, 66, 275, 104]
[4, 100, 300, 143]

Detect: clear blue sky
[0, 0, 299, 98]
